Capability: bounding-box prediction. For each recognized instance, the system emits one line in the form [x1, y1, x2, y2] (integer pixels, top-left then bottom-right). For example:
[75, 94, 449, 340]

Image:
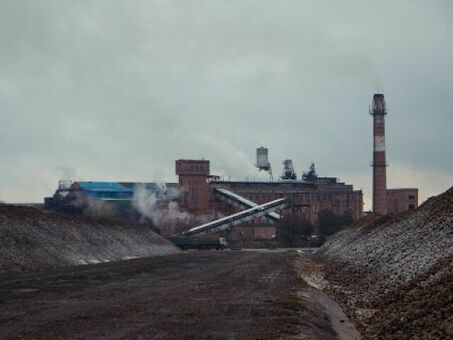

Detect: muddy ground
[0, 251, 342, 340]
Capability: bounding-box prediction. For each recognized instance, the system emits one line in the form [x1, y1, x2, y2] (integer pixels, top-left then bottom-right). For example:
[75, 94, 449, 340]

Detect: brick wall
[387, 188, 418, 215]
[175, 160, 212, 216]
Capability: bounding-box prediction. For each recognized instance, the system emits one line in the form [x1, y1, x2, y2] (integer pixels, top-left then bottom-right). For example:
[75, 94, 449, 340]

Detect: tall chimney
[370, 93, 388, 215]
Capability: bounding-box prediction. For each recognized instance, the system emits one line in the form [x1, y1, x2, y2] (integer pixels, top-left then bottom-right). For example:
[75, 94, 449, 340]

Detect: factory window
[408, 195, 415, 200]
[409, 204, 415, 209]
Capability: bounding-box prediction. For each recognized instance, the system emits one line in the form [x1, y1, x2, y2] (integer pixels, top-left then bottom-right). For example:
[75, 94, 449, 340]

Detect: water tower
[255, 146, 272, 179]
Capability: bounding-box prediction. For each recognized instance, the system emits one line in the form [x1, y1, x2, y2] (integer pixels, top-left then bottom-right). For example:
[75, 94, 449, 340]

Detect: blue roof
[78, 182, 133, 192]
[76, 181, 161, 200]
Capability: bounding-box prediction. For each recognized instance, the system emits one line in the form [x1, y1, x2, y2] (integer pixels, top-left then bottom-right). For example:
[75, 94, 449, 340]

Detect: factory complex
[45, 93, 418, 244]
[46, 159, 364, 241]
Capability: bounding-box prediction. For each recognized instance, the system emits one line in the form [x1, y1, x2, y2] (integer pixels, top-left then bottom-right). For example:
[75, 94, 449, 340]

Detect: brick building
[46, 158, 418, 244]
[175, 159, 363, 242]
[45, 155, 418, 246]
[211, 180, 363, 223]
[387, 188, 418, 215]
[175, 159, 211, 215]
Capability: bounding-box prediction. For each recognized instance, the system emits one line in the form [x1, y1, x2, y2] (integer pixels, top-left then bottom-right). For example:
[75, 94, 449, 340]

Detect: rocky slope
[0, 205, 179, 273]
[317, 187, 453, 339]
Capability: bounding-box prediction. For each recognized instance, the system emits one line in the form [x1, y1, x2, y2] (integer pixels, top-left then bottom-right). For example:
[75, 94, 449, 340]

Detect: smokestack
[370, 93, 388, 215]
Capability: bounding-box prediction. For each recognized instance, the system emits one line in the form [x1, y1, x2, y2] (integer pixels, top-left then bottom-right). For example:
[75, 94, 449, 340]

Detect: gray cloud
[1, 0, 452, 208]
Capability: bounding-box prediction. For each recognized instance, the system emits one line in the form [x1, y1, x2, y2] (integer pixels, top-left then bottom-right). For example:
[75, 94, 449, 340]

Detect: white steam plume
[132, 185, 162, 225]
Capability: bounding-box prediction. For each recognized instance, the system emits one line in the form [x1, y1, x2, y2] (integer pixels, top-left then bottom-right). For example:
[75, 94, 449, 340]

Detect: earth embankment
[317, 187, 453, 338]
[0, 205, 179, 273]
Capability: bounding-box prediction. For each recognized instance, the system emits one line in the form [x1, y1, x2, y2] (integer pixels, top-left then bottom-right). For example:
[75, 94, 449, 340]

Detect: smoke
[132, 185, 162, 225]
[161, 201, 192, 228]
[84, 199, 119, 219]
[132, 184, 192, 228]
[55, 166, 77, 180]
[77, 183, 209, 234]
[81, 183, 221, 233]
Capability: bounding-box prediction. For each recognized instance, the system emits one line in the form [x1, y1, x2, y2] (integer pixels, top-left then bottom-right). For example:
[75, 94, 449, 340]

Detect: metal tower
[281, 159, 297, 180]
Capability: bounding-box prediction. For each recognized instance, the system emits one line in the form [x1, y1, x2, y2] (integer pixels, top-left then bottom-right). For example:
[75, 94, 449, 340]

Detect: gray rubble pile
[317, 187, 453, 339]
[0, 205, 180, 273]
[319, 186, 453, 289]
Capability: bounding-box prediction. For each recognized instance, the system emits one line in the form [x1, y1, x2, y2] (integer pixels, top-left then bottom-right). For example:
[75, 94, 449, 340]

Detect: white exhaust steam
[132, 184, 192, 228]
[132, 185, 162, 225]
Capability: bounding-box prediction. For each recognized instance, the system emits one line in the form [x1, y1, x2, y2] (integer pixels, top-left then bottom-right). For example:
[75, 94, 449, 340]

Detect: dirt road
[0, 251, 336, 339]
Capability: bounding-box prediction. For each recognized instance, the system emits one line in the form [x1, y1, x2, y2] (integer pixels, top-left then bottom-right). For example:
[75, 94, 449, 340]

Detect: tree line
[276, 210, 353, 247]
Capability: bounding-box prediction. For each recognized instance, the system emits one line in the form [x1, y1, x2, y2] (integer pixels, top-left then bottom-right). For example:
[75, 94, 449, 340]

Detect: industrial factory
[46, 157, 363, 240]
[45, 93, 418, 244]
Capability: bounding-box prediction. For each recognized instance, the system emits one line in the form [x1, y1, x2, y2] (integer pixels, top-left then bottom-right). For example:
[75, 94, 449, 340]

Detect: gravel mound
[317, 187, 453, 338]
[0, 205, 179, 273]
[320, 186, 453, 288]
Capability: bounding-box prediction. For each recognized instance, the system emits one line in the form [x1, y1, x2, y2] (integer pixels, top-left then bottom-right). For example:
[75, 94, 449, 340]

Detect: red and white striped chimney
[370, 93, 388, 215]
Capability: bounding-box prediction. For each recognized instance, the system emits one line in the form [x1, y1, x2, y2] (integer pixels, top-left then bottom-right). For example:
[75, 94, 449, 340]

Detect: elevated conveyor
[183, 198, 288, 237]
[213, 187, 281, 222]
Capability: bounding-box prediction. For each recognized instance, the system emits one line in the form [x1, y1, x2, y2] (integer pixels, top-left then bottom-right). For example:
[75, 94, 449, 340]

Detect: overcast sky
[1, 0, 452, 209]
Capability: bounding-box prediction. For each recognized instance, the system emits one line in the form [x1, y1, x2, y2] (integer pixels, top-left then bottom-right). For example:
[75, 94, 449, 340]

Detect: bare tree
[277, 213, 314, 247]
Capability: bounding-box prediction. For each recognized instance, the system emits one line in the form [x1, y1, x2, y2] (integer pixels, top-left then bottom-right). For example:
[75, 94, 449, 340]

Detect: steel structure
[183, 198, 288, 236]
[213, 187, 281, 222]
[281, 159, 297, 180]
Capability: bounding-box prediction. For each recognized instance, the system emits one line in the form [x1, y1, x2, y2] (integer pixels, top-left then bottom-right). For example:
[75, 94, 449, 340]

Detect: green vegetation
[277, 210, 353, 247]
[277, 214, 314, 247]
[317, 210, 353, 240]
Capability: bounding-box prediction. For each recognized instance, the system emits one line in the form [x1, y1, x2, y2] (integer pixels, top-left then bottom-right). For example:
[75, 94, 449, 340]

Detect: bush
[317, 210, 353, 238]
[277, 214, 314, 247]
